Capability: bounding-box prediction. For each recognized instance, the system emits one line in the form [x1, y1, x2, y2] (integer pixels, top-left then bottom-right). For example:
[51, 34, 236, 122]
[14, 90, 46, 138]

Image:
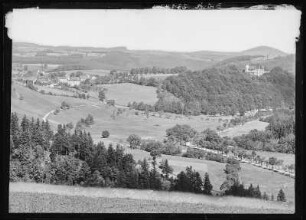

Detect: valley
[9, 42, 296, 213]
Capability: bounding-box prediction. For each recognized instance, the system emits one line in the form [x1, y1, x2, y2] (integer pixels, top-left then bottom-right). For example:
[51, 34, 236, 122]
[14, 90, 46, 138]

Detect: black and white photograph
[4, 4, 301, 214]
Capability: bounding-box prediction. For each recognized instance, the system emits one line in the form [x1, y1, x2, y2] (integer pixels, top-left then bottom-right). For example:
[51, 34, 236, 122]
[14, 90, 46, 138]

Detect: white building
[245, 64, 269, 77]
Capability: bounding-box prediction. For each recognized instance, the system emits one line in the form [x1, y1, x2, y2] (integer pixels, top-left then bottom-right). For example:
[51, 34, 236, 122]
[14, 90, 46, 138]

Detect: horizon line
[13, 41, 294, 54]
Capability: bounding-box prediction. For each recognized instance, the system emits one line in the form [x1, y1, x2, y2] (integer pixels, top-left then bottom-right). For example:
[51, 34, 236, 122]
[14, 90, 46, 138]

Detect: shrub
[102, 130, 110, 138]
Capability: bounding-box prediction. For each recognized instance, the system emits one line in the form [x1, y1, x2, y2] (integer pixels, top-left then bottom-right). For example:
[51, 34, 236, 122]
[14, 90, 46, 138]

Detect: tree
[138, 158, 150, 189]
[85, 114, 94, 126]
[220, 160, 241, 192]
[127, 134, 141, 149]
[203, 172, 213, 195]
[262, 192, 269, 200]
[98, 90, 106, 102]
[102, 130, 110, 138]
[268, 157, 278, 169]
[166, 124, 197, 146]
[277, 189, 286, 202]
[159, 159, 173, 179]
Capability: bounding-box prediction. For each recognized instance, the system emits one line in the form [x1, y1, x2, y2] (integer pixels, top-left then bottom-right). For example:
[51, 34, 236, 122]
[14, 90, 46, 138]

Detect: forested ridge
[161, 66, 295, 115]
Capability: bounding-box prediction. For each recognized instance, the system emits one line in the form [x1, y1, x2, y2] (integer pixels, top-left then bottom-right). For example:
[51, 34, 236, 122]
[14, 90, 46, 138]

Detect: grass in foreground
[9, 182, 294, 213]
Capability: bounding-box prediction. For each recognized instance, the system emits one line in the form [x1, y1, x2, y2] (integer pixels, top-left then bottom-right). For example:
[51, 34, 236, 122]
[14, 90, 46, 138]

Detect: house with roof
[244, 64, 269, 77]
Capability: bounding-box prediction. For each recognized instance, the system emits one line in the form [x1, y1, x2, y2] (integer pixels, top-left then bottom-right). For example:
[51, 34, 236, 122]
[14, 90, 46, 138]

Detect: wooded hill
[161, 66, 295, 116]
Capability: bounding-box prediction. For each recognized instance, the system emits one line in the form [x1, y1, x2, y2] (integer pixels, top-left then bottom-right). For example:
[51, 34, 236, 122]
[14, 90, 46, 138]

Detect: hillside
[10, 182, 294, 213]
[161, 66, 295, 115]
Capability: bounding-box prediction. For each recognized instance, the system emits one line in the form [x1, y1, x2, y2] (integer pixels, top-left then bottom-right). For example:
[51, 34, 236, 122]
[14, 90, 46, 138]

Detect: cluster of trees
[172, 167, 213, 195]
[140, 140, 182, 156]
[70, 71, 83, 78]
[130, 66, 189, 75]
[233, 110, 295, 153]
[75, 114, 95, 131]
[220, 159, 286, 202]
[9, 112, 214, 195]
[160, 66, 294, 116]
[92, 71, 159, 87]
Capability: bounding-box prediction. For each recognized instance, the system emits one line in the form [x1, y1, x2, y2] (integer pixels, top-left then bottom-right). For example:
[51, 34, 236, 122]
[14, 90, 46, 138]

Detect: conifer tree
[138, 158, 150, 189]
[271, 194, 274, 201]
[159, 159, 173, 179]
[21, 115, 30, 132]
[248, 183, 254, 197]
[193, 172, 203, 193]
[203, 172, 213, 195]
[277, 189, 286, 202]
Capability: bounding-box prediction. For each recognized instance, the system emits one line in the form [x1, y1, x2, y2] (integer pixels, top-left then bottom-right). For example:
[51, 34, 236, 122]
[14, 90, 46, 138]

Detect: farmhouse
[244, 64, 269, 77]
[67, 77, 81, 86]
[58, 77, 68, 84]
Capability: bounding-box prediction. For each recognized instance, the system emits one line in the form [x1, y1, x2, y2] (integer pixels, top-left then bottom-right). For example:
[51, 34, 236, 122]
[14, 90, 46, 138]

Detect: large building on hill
[244, 64, 269, 77]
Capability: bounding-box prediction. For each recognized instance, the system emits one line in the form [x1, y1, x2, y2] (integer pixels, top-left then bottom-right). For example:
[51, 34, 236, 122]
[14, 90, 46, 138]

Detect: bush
[102, 130, 110, 138]
[61, 101, 70, 110]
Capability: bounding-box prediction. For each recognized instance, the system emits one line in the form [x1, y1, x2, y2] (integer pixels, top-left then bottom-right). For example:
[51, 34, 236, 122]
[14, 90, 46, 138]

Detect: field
[9, 182, 294, 213]
[219, 120, 269, 138]
[100, 83, 158, 106]
[49, 103, 232, 143]
[246, 150, 295, 166]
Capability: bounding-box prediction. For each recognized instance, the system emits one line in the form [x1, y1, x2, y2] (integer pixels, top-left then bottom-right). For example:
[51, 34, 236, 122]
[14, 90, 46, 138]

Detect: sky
[6, 7, 301, 53]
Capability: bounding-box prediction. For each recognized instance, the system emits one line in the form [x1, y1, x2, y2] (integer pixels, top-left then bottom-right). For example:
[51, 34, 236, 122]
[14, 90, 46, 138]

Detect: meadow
[9, 182, 294, 213]
[219, 120, 269, 138]
[100, 83, 158, 106]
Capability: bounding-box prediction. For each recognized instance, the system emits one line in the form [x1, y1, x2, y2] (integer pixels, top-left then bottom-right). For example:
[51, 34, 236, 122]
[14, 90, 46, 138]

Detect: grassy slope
[11, 82, 97, 128]
[9, 182, 293, 213]
[219, 120, 269, 138]
[49, 104, 230, 143]
[101, 83, 158, 106]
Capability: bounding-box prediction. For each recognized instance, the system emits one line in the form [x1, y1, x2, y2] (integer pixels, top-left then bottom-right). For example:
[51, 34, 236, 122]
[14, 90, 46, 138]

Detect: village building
[58, 77, 68, 84]
[244, 64, 269, 77]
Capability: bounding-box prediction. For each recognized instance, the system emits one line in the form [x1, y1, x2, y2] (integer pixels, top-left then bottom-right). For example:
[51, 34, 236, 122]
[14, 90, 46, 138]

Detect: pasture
[100, 83, 158, 106]
[9, 182, 293, 213]
[219, 120, 269, 138]
[49, 103, 231, 144]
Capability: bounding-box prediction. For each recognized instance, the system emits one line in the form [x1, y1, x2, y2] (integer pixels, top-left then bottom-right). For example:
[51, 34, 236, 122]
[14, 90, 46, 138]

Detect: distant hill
[12, 42, 293, 72]
[239, 46, 288, 59]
